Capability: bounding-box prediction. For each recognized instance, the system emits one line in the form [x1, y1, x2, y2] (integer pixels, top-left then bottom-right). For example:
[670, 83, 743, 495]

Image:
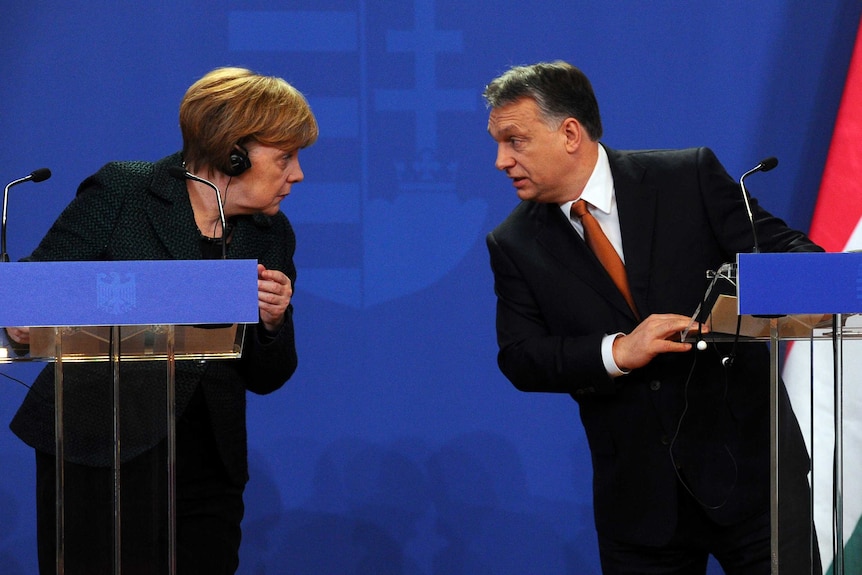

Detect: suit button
[661, 434, 670, 445]
[649, 380, 661, 391]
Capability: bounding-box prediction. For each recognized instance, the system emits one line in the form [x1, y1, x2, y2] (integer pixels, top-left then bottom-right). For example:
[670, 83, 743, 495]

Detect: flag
[783, 13, 862, 574]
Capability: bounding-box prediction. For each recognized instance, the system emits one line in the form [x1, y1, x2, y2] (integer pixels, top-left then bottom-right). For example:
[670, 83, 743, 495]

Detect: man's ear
[561, 117, 584, 153]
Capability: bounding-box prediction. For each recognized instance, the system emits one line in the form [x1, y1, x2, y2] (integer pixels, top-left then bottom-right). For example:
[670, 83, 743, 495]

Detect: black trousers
[597, 476, 821, 575]
[35, 391, 244, 575]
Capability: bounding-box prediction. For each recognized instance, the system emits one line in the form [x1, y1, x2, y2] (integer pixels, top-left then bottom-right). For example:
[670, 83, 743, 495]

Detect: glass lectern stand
[0, 259, 260, 575]
[690, 253, 862, 575]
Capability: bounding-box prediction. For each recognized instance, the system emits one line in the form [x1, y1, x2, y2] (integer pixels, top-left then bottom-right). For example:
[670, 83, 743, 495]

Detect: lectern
[694, 252, 862, 575]
[0, 259, 260, 575]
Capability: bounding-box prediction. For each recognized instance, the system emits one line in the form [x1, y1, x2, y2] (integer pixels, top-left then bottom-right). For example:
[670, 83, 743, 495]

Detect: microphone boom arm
[168, 166, 227, 259]
[737, 157, 778, 255]
[738, 166, 762, 254]
[2, 168, 52, 262]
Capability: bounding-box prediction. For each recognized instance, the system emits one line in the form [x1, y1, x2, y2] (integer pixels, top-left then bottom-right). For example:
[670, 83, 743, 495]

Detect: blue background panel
[2, 1, 861, 573]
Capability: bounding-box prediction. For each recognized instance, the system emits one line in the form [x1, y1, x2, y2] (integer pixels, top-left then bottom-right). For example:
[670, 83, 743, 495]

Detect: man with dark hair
[485, 60, 821, 574]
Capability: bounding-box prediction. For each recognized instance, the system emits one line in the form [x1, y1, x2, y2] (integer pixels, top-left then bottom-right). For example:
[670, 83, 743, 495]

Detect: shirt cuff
[601, 332, 630, 378]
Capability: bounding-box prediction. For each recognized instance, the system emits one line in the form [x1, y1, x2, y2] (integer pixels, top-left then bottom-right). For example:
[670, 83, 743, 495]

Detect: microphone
[2, 168, 52, 262]
[168, 166, 227, 259]
[738, 157, 778, 254]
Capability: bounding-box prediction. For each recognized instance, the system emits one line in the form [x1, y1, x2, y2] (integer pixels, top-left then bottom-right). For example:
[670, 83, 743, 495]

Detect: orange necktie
[571, 200, 639, 318]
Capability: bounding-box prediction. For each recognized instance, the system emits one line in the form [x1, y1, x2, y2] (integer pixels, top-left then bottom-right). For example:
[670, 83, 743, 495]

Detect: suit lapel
[534, 202, 637, 320]
[227, 215, 273, 260]
[607, 147, 657, 317]
[148, 160, 205, 260]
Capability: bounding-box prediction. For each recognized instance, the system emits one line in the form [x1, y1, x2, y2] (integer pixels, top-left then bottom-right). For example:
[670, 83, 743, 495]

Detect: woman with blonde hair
[7, 66, 318, 574]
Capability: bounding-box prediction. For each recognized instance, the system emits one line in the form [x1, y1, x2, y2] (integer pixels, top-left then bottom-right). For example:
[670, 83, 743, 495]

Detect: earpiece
[226, 144, 252, 176]
[696, 340, 708, 351]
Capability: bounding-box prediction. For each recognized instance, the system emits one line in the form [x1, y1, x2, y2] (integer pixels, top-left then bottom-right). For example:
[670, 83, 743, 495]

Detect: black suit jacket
[486, 146, 821, 545]
[10, 153, 298, 487]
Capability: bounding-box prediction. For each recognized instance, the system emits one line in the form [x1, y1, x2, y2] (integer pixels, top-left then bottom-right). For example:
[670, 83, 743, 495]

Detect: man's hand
[257, 264, 292, 333]
[612, 313, 706, 371]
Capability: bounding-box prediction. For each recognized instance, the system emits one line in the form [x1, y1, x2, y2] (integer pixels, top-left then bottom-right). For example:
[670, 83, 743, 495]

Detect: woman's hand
[5, 326, 30, 345]
[257, 264, 292, 333]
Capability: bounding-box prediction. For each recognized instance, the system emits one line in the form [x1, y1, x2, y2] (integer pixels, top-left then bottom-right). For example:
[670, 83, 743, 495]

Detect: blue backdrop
[1, 1, 860, 573]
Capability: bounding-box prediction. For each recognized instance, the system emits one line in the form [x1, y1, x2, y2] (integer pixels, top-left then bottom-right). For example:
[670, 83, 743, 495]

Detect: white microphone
[2, 168, 52, 262]
[738, 157, 778, 254]
[168, 166, 227, 259]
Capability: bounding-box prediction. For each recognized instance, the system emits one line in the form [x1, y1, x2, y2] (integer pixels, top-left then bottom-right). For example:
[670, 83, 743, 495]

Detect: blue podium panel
[0, 260, 260, 327]
[737, 252, 862, 316]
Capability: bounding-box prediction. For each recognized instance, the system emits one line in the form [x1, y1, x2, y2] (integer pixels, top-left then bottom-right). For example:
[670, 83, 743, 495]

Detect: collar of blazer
[146, 154, 211, 260]
[146, 153, 275, 262]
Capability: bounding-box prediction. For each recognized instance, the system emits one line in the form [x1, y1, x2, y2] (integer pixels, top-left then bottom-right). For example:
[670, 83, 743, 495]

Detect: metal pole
[833, 314, 844, 575]
[54, 328, 65, 575]
[770, 318, 780, 574]
[166, 326, 177, 575]
[111, 326, 121, 575]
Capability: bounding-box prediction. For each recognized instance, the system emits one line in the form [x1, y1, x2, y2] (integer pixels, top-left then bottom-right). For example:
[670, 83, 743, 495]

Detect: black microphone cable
[668, 350, 739, 511]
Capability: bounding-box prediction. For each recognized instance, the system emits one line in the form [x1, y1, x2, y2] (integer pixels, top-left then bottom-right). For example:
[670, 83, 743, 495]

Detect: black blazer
[486, 146, 821, 545]
[10, 153, 298, 487]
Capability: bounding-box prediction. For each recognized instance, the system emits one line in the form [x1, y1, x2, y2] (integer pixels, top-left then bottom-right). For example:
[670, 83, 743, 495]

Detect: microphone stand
[2, 168, 52, 262]
[168, 166, 227, 259]
[737, 157, 778, 255]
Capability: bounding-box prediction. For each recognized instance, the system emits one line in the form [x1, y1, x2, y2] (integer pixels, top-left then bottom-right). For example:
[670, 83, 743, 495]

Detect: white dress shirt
[559, 144, 630, 378]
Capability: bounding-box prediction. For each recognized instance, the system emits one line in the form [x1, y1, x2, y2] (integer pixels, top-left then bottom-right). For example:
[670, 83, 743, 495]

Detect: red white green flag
[783, 13, 862, 574]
